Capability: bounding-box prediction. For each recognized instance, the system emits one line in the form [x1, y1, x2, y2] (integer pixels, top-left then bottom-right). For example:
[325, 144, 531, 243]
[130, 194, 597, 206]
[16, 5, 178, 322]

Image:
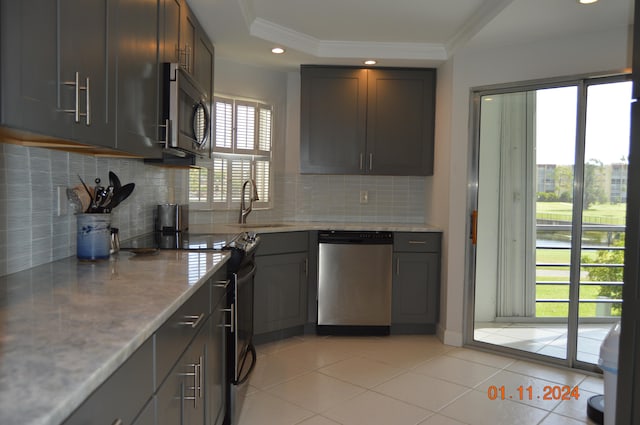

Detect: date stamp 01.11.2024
[487, 385, 580, 401]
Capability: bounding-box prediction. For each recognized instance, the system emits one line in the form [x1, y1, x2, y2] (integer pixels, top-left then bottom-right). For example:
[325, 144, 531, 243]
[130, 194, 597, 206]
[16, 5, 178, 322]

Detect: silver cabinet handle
[369, 153, 373, 171]
[304, 258, 308, 277]
[408, 240, 427, 244]
[360, 153, 364, 171]
[214, 279, 231, 289]
[396, 257, 400, 275]
[220, 303, 234, 333]
[181, 355, 202, 408]
[63, 72, 80, 123]
[84, 77, 90, 126]
[179, 313, 205, 328]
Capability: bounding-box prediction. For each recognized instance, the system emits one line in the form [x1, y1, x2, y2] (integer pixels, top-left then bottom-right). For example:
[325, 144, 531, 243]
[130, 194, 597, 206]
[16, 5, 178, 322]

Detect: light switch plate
[359, 190, 369, 204]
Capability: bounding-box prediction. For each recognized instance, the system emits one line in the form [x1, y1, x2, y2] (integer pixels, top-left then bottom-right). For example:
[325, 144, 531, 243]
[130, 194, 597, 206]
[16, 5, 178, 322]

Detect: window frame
[189, 95, 273, 211]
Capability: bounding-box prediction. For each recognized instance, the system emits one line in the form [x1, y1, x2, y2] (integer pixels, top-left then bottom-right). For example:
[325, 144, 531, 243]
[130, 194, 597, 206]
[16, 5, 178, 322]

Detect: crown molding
[249, 17, 447, 61]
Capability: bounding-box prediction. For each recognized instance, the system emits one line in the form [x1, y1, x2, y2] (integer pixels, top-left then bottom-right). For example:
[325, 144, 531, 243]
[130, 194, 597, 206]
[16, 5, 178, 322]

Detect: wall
[191, 59, 428, 226]
[0, 142, 187, 277]
[435, 25, 632, 346]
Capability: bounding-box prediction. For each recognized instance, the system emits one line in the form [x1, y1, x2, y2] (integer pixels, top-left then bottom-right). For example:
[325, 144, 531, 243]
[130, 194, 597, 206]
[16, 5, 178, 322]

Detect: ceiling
[187, 0, 633, 71]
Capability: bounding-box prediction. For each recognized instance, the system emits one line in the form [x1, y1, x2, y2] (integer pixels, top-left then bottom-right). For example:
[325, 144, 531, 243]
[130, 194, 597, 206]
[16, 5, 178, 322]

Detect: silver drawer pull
[179, 313, 205, 328]
[214, 279, 231, 288]
[220, 304, 234, 333]
[408, 240, 427, 244]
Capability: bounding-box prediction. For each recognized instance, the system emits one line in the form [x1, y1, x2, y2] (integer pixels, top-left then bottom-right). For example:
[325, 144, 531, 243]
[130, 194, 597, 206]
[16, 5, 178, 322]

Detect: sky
[536, 81, 632, 166]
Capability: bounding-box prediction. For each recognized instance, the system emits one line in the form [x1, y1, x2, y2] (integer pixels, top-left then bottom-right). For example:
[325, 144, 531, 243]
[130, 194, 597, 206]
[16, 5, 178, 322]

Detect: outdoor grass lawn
[536, 201, 627, 225]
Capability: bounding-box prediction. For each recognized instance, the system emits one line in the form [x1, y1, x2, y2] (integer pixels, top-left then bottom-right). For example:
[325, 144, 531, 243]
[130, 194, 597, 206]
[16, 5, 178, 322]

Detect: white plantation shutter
[191, 96, 273, 210]
[255, 159, 270, 203]
[258, 106, 272, 153]
[211, 157, 227, 204]
[189, 168, 208, 203]
[235, 102, 255, 151]
[230, 159, 252, 203]
[214, 97, 233, 151]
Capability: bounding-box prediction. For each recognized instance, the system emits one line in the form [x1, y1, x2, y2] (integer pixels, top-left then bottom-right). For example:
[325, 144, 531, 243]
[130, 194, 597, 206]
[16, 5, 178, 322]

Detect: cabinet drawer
[256, 231, 309, 256]
[63, 338, 154, 425]
[393, 232, 441, 253]
[155, 283, 210, 388]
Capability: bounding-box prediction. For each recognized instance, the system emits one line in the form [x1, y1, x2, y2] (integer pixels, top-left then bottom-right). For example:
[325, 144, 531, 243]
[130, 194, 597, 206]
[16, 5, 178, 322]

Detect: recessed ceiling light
[578, 0, 598, 4]
[364, 60, 377, 65]
[271, 47, 285, 54]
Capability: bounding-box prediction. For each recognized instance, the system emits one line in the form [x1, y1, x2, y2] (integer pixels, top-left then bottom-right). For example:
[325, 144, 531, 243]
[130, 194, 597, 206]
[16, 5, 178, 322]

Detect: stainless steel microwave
[160, 63, 211, 157]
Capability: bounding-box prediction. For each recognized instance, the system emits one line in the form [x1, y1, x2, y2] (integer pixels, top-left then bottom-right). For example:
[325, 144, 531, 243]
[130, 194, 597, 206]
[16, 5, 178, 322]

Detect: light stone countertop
[191, 221, 443, 234]
[0, 250, 230, 425]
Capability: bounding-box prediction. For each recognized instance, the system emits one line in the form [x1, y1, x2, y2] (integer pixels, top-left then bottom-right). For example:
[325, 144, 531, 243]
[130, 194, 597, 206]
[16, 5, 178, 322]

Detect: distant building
[609, 163, 628, 203]
[536, 164, 556, 193]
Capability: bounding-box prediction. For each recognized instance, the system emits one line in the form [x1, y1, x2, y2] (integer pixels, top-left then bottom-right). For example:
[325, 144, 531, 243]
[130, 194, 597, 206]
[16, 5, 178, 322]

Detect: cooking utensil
[104, 182, 135, 212]
[77, 175, 94, 212]
[109, 171, 122, 191]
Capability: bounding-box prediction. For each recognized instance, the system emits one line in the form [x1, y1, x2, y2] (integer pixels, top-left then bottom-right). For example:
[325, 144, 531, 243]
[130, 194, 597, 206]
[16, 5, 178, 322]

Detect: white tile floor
[474, 322, 617, 364]
[239, 335, 603, 425]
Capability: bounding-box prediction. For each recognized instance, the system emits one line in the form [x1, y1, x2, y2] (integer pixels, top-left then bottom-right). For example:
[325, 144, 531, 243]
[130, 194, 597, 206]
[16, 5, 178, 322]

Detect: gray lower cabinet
[63, 265, 228, 425]
[254, 232, 309, 337]
[62, 338, 154, 425]
[392, 233, 441, 331]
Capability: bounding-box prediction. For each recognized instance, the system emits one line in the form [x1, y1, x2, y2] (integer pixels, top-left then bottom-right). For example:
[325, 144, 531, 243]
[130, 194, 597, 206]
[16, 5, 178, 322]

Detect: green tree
[582, 236, 624, 313]
[583, 159, 607, 209]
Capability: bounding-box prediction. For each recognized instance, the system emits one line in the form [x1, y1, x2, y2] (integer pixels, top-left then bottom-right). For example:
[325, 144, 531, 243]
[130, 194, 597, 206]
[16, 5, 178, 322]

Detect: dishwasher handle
[318, 231, 393, 244]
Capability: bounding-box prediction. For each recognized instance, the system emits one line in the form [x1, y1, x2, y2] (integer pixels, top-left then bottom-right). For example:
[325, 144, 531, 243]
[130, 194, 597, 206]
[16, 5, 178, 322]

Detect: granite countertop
[191, 221, 443, 234]
[0, 250, 230, 425]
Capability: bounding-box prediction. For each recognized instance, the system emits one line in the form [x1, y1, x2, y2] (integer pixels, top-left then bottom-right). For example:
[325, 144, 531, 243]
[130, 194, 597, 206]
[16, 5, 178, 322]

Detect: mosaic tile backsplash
[192, 173, 427, 226]
[0, 143, 188, 277]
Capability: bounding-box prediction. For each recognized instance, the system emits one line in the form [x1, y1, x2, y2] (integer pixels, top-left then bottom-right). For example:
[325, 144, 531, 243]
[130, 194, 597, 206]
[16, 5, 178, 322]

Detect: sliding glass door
[469, 76, 631, 369]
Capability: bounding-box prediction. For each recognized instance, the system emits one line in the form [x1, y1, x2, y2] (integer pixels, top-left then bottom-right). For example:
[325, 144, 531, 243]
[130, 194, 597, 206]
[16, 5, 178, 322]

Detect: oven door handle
[234, 343, 257, 385]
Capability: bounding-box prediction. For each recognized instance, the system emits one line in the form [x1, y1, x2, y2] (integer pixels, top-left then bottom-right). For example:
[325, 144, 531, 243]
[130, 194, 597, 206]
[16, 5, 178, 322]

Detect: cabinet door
[254, 252, 308, 335]
[366, 69, 436, 176]
[194, 27, 214, 99]
[156, 358, 183, 425]
[210, 292, 228, 425]
[0, 0, 67, 138]
[180, 5, 197, 74]
[392, 252, 440, 324]
[62, 339, 154, 425]
[183, 331, 207, 425]
[160, 0, 181, 63]
[300, 66, 367, 174]
[132, 397, 155, 425]
[115, 0, 162, 158]
[59, 0, 116, 148]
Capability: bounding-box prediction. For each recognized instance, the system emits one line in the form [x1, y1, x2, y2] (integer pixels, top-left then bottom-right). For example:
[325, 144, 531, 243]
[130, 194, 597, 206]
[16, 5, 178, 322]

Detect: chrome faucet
[238, 179, 259, 223]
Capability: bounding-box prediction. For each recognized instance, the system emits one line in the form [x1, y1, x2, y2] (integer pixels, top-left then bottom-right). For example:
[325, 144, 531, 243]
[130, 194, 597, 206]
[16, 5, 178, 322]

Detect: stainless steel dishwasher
[317, 230, 393, 335]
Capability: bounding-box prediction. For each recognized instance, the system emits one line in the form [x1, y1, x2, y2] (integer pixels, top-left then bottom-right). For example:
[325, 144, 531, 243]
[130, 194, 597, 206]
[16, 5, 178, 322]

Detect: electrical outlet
[57, 186, 68, 216]
[359, 190, 369, 204]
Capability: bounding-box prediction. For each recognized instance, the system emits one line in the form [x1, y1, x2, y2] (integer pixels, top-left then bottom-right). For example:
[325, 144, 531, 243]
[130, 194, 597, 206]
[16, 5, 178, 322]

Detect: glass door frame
[464, 72, 631, 372]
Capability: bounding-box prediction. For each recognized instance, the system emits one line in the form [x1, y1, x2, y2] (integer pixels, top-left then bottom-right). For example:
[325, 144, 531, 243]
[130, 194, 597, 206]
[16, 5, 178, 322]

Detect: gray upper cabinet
[114, 0, 162, 158]
[0, 1, 66, 138]
[180, 5, 197, 75]
[59, 0, 116, 148]
[160, 0, 181, 64]
[300, 66, 436, 176]
[300, 67, 368, 174]
[194, 25, 215, 101]
[367, 69, 436, 176]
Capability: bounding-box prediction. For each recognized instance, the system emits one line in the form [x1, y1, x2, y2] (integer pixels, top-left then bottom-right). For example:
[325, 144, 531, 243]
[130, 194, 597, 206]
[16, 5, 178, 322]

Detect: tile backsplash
[192, 172, 427, 226]
[0, 143, 187, 277]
